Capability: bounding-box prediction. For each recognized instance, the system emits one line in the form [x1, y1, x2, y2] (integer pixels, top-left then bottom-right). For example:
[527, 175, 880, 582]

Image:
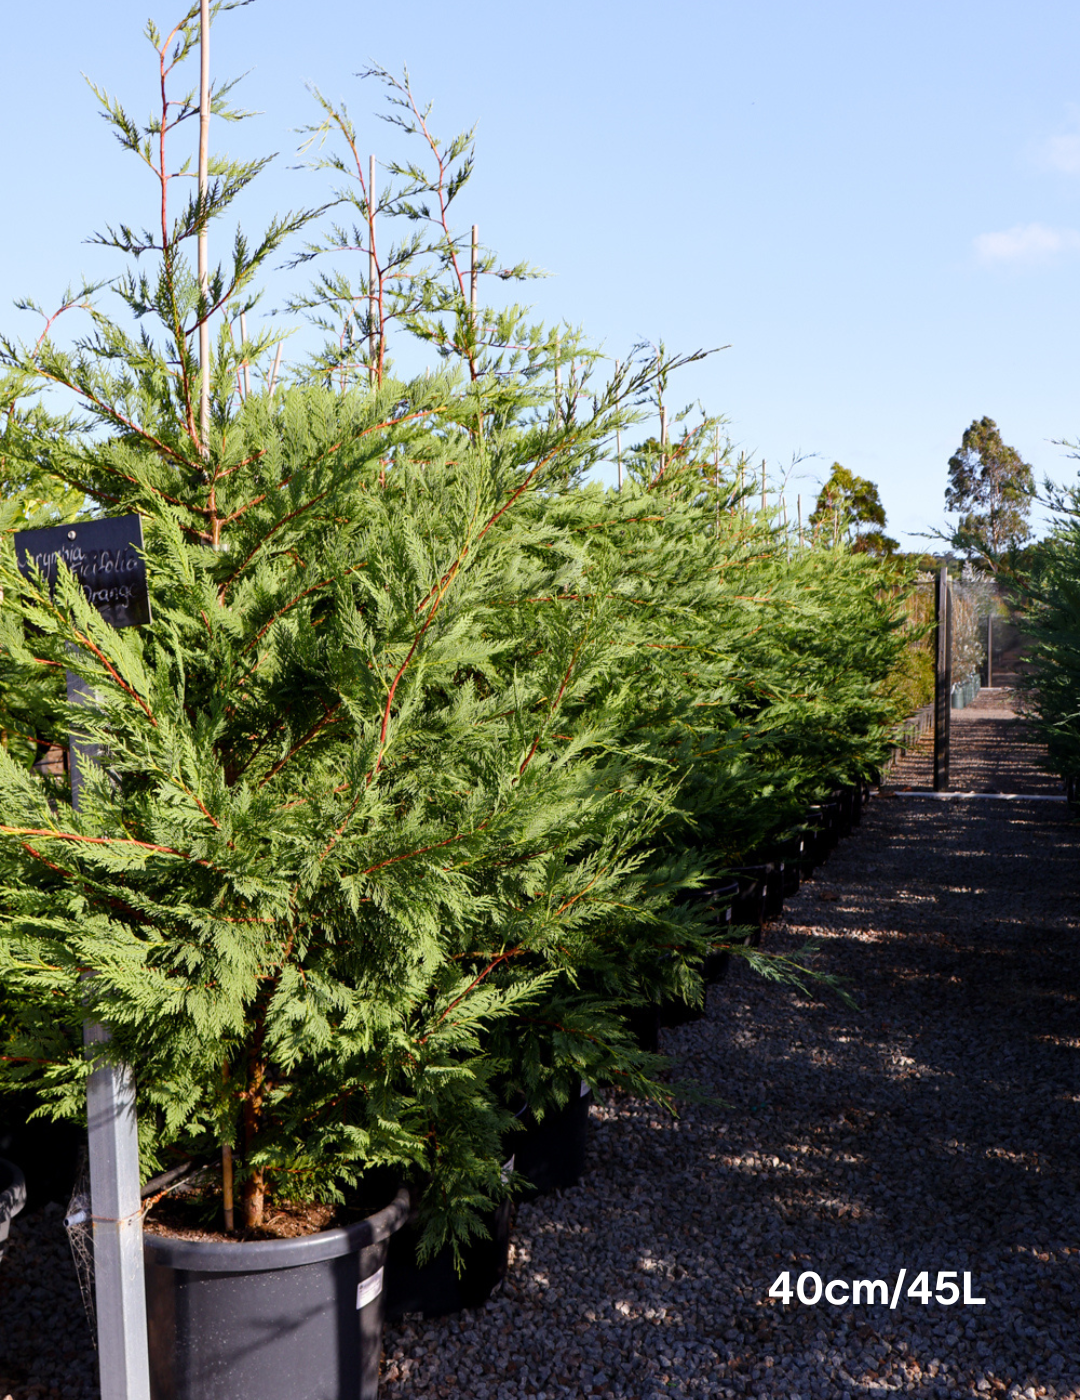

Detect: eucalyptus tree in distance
[946, 416, 1034, 562]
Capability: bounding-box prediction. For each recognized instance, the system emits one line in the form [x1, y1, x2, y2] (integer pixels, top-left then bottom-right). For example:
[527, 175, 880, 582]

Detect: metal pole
[933, 564, 952, 792]
[987, 613, 994, 688]
[67, 669, 151, 1400]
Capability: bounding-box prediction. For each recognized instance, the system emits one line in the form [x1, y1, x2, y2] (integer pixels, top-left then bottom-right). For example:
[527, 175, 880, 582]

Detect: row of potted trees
[1023, 486, 1080, 807]
[0, 6, 916, 1394]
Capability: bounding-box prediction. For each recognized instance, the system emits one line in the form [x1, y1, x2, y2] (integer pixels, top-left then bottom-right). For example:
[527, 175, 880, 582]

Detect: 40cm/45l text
[770, 1269, 986, 1308]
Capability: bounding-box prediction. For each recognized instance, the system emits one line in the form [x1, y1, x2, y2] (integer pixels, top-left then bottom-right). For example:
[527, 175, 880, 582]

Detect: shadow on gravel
[377, 785, 1079, 1400]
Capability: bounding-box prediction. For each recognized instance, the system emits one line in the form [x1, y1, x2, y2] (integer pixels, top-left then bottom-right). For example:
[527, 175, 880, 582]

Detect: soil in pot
[143, 1173, 409, 1400]
[0, 1157, 27, 1265]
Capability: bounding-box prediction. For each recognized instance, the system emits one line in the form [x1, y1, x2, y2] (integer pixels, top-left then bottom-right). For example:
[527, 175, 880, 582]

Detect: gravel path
[3, 689, 1078, 1400]
[885, 688, 1061, 795]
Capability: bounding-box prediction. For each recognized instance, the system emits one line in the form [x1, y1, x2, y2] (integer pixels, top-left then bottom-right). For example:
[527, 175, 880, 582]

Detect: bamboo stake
[798, 494, 802, 548]
[239, 312, 251, 400]
[615, 359, 622, 490]
[197, 0, 211, 456]
[222, 1145, 234, 1231]
[470, 224, 479, 325]
[714, 426, 720, 531]
[761, 459, 766, 514]
[554, 333, 561, 428]
[660, 406, 668, 475]
[368, 155, 377, 384]
[268, 342, 282, 397]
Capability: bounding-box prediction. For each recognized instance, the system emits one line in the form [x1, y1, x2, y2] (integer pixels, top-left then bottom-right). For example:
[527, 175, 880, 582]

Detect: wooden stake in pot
[368, 155, 377, 383]
[614, 359, 622, 490]
[197, 0, 211, 457]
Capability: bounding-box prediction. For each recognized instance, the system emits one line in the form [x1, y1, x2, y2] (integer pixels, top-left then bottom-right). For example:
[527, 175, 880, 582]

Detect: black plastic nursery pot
[658, 986, 705, 1029]
[143, 1184, 410, 1400]
[830, 788, 854, 840]
[701, 880, 738, 985]
[514, 1083, 593, 1201]
[0, 1157, 27, 1265]
[382, 1177, 513, 1321]
[774, 836, 804, 897]
[729, 867, 767, 945]
[625, 1002, 661, 1054]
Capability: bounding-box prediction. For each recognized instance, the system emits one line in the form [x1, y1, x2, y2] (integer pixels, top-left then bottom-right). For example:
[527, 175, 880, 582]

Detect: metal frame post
[987, 613, 994, 688]
[67, 669, 151, 1400]
[933, 564, 952, 792]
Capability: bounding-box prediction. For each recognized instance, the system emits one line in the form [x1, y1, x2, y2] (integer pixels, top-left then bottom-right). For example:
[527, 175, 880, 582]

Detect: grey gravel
[381, 692, 1080, 1400]
[3, 689, 1078, 1400]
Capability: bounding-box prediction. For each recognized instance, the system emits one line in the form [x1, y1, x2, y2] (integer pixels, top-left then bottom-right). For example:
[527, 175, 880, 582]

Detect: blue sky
[4, 0, 1080, 549]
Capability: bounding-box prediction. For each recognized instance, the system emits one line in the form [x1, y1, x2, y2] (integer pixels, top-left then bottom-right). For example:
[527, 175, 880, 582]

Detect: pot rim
[143, 1183, 410, 1273]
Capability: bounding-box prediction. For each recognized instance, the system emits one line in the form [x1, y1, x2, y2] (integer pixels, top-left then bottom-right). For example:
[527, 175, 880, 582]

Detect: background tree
[945, 416, 1034, 560]
[810, 463, 898, 555]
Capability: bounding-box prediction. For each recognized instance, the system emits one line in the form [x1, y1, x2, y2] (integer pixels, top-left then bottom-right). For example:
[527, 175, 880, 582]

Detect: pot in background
[383, 1174, 513, 1321]
[514, 1082, 593, 1202]
[702, 880, 739, 984]
[0, 1158, 27, 1266]
[625, 1002, 661, 1054]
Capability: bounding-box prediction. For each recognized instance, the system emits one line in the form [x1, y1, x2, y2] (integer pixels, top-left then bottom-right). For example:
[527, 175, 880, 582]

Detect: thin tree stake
[368, 154, 377, 384]
[222, 1144, 234, 1231]
[197, 0, 211, 457]
[614, 359, 622, 490]
[268, 342, 282, 397]
[470, 223, 479, 327]
[554, 333, 561, 428]
[239, 312, 251, 400]
[714, 425, 720, 532]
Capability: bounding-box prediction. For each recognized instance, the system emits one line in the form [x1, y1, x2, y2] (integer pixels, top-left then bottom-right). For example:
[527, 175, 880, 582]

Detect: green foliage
[1022, 487, 1080, 782]
[946, 417, 1034, 561]
[0, 4, 914, 1259]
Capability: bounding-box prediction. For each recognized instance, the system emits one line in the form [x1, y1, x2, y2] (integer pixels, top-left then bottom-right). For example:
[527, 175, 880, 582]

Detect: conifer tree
[0, 1, 917, 1256]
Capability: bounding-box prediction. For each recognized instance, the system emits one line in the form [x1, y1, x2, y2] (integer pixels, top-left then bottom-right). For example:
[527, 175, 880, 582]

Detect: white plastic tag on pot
[580, 1079, 590, 1097]
[356, 1266, 384, 1310]
[501, 1155, 515, 1183]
